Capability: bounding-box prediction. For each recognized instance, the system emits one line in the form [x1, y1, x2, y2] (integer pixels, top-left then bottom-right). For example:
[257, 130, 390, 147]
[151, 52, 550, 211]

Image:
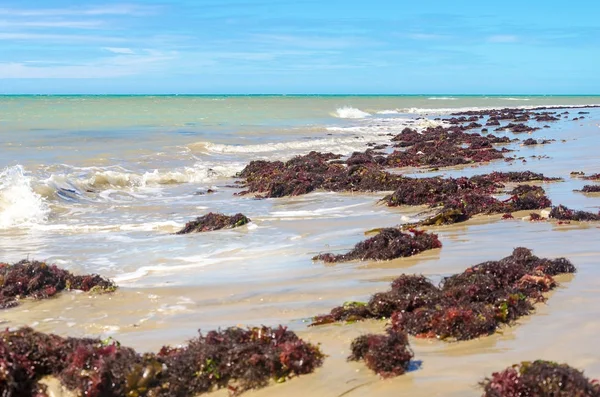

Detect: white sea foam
[499, 97, 531, 101]
[332, 106, 371, 119]
[193, 135, 389, 157]
[376, 109, 400, 114]
[428, 97, 457, 100]
[401, 104, 600, 115]
[35, 162, 243, 202]
[0, 165, 50, 229]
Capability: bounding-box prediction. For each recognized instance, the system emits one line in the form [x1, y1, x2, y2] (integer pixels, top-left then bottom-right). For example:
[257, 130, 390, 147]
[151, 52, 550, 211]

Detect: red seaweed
[0, 326, 324, 396]
[0, 260, 116, 309]
[312, 248, 575, 342]
[481, 361, 600, 397]
[347, 330, 414, 378]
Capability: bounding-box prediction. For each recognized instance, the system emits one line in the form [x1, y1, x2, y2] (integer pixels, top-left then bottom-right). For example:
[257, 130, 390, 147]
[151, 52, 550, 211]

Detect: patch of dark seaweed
[236, 151, 405, 198]
[312, 248, 575, 342]
[0, 325, 324, 396]
[312, 229, 442, 264]
[0, 260, 116, 309]
[582, 173, 600, 181]
[577, 185, 600, 193]
[549, 205, 600, 221]
[348, 330, 413, 378]
[481, 360, 600, 397]
[382, 172, 554, 227]
[176, 212, 251, 234]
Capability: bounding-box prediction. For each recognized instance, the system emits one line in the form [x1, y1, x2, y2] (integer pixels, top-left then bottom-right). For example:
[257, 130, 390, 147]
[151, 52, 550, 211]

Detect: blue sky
[0, 0, 599, 94]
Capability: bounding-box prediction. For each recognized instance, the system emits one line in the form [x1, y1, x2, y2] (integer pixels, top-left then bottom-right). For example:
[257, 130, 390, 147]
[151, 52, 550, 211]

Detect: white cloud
[0, 20, 104, 29]
[0, 5, 158, 17]
[0, 51, 175, 79]
[104, 47, 135, 54]
[0, 32, 124, 42]
[488, 35, 519, 43]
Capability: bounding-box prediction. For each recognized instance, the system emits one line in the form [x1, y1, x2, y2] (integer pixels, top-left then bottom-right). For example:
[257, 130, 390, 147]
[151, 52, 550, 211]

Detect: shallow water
[1, 95, 600, 396]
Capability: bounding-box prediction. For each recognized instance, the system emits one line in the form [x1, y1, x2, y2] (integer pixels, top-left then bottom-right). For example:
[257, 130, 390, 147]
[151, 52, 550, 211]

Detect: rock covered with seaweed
[176, 212, 251, 234]
[0, 325, 324, 396]
[0, 260, 116, 309]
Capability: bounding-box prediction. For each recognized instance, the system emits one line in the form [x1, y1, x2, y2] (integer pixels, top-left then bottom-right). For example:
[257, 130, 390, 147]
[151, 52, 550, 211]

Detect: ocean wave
[0, 165, 50, 229]
[376, 109, 400, 114]
[191, 135, 391, 157]
[499, 98, 531, 101]
[39, 163, 242, 197]
[428, 97, 457, 100]
[332, 106, 371, 119]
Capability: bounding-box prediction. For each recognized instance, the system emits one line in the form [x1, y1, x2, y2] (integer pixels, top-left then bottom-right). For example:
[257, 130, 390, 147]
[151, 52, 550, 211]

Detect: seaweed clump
[0, 260, 116, 309]
[579, 185, 600, 193]
[312, 228, 442, 263]
[312, 248, 575, 342]
[481, 360, 600, 397]
[0, 325, 324, 396]
[176, 212, 251, 234]
[348, 330, 414, 378]
[582, 173, 600, 181]
[236, 151, 405, 198]
[549, 205, 600, 221]
[382, 172, 555, 227]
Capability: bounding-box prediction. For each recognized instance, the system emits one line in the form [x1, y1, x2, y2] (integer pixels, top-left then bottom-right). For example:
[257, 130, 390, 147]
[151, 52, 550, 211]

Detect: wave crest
[332, 106, 371, 119]
[0, 165, 50, 229]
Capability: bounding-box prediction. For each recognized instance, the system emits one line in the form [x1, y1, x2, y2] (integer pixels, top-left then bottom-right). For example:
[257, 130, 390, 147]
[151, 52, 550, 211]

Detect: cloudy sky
[1, 0, 598, 94]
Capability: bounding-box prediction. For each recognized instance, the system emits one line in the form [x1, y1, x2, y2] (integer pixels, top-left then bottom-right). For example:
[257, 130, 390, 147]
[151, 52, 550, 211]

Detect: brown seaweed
[312, 228, 442, 263]
[382, 172, 554, 226]
[549, 205, 600, 221]
[176, 212, 251, 234]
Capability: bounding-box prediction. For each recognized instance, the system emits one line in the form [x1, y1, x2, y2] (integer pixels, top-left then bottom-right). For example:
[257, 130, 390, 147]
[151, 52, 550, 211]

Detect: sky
[0, 0, 599, 94]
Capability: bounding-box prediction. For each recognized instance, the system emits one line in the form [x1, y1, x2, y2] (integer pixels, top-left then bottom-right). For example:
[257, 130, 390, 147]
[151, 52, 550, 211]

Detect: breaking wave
[332, 106, 371, 119]
[0, 165, 50, 229]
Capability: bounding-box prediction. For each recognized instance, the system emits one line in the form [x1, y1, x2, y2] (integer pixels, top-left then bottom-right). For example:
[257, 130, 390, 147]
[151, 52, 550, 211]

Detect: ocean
[1, 95, 600, 396]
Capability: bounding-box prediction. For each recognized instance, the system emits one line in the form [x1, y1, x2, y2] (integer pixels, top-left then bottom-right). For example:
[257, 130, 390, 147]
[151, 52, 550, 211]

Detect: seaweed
[0, 260, 116, 309]
[522, 138, 552, 145]
[578, 185, 600, 193]
[311, 248, 575, 342]
[0, 326, 324, 397]
[549, 205, 600, 221]
[582, 173, 600, 181]
[347, 330, 413, 377]
[176, 212, 251, 234]
[236, 151, 405, 198]
[481, 360, 600, 397]
[312, 228, 442, 263]
[382, 172, 554, 227]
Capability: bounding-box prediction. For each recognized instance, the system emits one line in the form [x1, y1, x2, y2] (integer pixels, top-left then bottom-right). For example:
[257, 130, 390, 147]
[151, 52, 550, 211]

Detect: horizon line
[1, 93, 600, 97]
